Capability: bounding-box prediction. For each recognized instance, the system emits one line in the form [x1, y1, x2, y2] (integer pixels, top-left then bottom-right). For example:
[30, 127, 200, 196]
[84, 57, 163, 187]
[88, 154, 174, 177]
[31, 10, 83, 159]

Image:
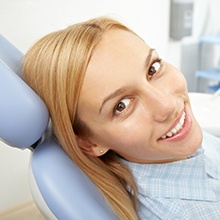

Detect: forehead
[88, 29, 149, 72]
[78, 29, 150, 114]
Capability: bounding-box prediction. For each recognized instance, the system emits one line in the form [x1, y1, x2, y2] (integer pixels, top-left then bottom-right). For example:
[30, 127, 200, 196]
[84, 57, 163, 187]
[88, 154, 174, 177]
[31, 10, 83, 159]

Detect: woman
[23, 17, 220, 219]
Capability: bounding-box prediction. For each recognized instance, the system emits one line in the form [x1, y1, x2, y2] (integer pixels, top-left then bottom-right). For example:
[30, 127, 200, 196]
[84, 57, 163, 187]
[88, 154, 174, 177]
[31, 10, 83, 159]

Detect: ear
[76, 137, 109, 157]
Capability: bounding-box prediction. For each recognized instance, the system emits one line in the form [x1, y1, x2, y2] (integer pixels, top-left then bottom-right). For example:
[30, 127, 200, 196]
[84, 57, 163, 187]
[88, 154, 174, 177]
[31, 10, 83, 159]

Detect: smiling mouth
[160, 111, 186, 139]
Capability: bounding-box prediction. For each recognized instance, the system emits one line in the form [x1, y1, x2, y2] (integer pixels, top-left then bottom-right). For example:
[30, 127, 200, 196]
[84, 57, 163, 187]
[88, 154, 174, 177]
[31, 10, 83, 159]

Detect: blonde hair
[23, 17, 138, 219]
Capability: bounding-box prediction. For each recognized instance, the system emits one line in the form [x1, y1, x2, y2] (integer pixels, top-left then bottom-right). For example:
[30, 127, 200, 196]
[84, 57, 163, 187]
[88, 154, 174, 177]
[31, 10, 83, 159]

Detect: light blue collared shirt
[123, 132, 220, 219]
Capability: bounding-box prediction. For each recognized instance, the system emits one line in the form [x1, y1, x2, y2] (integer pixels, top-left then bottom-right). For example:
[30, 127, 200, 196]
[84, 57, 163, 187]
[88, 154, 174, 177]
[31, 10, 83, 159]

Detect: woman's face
[77, 29, 202, 163]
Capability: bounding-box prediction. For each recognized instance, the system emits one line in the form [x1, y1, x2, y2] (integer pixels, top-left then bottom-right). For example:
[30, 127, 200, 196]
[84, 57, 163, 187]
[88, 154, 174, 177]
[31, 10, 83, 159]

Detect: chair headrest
[0, 35, 23, 78]
[0, 35, 49, 149]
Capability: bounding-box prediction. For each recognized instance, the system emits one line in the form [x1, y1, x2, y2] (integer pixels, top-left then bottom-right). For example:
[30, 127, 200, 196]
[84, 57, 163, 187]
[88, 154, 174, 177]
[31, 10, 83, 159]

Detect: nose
[144, 86, 178, 122]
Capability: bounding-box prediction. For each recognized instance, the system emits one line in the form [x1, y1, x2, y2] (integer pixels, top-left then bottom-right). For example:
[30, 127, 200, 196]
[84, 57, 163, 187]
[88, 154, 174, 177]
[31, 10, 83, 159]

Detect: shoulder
[202, 131, 220, 178]
[202, 131, 220, 159]
[137, 196, 189, 220]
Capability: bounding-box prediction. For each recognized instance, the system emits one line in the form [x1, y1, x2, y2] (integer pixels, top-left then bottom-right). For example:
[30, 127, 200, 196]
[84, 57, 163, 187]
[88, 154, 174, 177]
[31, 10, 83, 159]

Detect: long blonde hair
[23, 17, 138, 219]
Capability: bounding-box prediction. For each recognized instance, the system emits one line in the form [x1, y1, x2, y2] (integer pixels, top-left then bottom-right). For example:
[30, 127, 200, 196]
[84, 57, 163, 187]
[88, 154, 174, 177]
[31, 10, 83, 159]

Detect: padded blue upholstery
[32, 133, 117, 220]
[0, 34, 118, 219]
[0, 35, 23, 78]
[0, 35, 49, 148]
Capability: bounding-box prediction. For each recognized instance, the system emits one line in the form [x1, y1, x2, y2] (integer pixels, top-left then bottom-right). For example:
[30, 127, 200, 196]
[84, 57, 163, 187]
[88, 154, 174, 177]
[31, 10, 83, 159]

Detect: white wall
[193, 0, 220, 37]
[0, 0, 170, 55]
[0, 0, 171, 211]
[0, 141, 32, 211]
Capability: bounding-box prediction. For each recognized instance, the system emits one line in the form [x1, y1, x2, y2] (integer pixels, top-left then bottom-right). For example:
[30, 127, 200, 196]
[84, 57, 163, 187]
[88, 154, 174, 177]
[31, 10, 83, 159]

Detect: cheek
[177, 72, 188, 90]
[163, 68, 188, 96]
[104, 129, 148, 153]
[92, 113, 152, 151]
[172, 67, 188, 92]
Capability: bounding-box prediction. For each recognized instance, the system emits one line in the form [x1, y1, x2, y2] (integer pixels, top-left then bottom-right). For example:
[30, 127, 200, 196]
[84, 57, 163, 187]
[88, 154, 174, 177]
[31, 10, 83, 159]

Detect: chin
[187, 103, 203, 149]
[186, 122, 203, 156]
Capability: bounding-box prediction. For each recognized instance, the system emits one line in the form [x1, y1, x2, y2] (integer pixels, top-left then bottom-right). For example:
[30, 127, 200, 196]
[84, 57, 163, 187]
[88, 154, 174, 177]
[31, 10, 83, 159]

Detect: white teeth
[166, 132, 173, 137]
[176, 123, 182, 131]
[161, 112, 186, 139]
[171, 128, 177, 134]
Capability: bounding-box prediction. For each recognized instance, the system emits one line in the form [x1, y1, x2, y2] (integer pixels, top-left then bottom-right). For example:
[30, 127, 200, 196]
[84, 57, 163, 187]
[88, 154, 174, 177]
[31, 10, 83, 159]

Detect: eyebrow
[99, 87, 128, 114]
[99, 48, 155, 114]
[145, 48, 155, 67]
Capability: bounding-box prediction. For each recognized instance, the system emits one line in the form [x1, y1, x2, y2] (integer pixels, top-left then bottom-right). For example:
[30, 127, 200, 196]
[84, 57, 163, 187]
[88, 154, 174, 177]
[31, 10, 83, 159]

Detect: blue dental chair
[0, 35, 117, 220]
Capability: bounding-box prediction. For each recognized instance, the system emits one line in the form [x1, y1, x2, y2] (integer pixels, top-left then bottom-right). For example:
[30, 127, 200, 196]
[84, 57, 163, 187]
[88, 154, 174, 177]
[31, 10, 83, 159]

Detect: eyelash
[148, 58, 162, 80]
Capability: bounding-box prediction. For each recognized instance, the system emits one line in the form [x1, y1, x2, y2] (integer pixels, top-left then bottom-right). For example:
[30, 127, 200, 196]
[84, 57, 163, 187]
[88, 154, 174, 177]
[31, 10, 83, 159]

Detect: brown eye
[116, 102, 126, 112]
[114, 98, 131, 114]
[149, 60, 162, 77]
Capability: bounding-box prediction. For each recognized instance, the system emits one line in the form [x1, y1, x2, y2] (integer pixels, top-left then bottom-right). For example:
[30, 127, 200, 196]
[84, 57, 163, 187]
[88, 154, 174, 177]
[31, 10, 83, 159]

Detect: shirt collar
[123, 148, 217, 201]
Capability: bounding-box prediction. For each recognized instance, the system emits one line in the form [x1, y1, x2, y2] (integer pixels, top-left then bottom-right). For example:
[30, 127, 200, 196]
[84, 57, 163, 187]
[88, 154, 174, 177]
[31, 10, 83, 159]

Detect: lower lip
[158, 109, 192, 142]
